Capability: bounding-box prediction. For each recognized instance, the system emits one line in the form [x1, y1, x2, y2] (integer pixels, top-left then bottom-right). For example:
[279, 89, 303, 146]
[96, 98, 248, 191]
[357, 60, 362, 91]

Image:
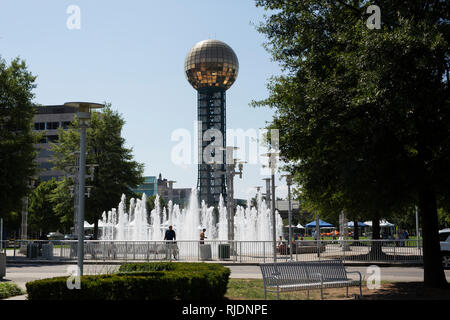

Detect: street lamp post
[64, 102, 104, 276]
[262, 151, 279, 263]
[263, 178, 271, 209]
[282, 174, 293, 261]
[21, 176, 37, 240]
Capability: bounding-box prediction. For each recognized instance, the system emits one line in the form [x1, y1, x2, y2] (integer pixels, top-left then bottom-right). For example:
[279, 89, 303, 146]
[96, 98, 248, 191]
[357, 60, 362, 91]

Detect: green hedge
[26, 262, 230, 300]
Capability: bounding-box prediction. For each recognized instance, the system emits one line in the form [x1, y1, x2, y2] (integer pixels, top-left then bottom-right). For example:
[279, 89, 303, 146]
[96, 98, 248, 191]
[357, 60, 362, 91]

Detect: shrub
[0, 282, 24, 299]
[26, 262, 230, 300]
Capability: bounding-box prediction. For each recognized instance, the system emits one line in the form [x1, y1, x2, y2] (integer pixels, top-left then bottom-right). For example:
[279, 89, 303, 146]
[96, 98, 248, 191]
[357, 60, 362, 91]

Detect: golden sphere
[185, 39, 239, 91]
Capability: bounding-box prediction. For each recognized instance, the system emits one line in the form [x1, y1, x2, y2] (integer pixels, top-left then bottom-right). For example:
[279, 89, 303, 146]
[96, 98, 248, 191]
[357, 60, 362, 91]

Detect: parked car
[64, 234, 94, 240]
[64, 234, 77, 240]
[439, 229, 450, 269]
[46, 232, 64, 240]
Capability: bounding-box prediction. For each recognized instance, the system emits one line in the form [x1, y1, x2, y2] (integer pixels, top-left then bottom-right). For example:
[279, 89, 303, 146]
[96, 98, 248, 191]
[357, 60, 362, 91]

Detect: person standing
[313, 229, 319, 240]
[164, 226, 177, 259]
[164, 225, 176, 241]
[200, 228, 207, 245]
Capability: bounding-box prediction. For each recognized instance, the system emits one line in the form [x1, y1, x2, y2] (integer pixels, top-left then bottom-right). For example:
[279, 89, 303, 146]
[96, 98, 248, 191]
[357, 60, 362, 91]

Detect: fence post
[133, 242, 136, 260]
[263, 242, 266, 264]
[394, 242, 396, 261]
[239, 242, 242, 263]
[343, 240, 346, 263]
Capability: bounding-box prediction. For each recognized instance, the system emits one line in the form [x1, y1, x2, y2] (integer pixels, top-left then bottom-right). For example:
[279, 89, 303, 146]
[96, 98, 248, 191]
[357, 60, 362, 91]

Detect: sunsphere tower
[185, 39, 239, 206]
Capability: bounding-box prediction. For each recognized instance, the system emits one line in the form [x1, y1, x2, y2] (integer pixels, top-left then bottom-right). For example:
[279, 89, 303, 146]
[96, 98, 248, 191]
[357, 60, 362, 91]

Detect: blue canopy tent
[347, 221, 369, 228]
[305, 219, 334, 228]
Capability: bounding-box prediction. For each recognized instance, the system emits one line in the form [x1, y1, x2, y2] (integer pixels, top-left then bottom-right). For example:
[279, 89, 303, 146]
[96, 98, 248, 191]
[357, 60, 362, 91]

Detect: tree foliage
[0, 56, 39, 219]
[146, 194, 167, 213]
[254, 0, 449, 287]
[28, 179, 60, 234]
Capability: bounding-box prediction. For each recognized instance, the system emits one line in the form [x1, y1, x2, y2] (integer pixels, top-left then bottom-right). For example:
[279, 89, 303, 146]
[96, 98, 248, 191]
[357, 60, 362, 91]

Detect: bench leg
[307, 290, 309, 300]
[360, 283, 362, 297]
[277, 289, 280, 300]
[320, 287, 323, 300]
[346, 285, 349, 297]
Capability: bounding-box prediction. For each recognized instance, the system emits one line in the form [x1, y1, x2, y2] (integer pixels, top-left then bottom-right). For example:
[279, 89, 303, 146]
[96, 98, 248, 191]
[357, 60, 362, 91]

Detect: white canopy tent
[363, 220, 395, 227]
[84, 221, 110, 229]
[283, 225, 300, 229]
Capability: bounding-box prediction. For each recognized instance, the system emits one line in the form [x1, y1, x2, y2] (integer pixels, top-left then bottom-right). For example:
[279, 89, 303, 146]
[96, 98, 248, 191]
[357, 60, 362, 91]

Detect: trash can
[0, 252, 5, 279]
[27, 243, 39, 259]
[218, 244, 230, 260]
[199, 244, 212, 260]
[42, 243, 54, 259]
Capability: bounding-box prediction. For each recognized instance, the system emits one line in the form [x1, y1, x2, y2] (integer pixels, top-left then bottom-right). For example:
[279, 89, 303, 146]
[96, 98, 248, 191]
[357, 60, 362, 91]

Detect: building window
[34, 122, 45, 130]
[46, 122, 59, 130]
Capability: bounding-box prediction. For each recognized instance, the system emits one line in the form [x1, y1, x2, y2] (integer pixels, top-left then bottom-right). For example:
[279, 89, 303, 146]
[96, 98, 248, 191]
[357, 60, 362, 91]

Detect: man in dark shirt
[164, 226, 177, 259]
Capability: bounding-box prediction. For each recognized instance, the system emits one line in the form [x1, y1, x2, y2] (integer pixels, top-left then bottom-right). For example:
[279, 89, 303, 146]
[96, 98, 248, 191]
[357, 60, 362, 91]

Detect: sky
[0, 0, 290, 200]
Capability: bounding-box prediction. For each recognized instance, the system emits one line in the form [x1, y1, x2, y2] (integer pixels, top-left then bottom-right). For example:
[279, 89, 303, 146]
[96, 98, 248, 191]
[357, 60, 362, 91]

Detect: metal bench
[259, 260, 362, 300]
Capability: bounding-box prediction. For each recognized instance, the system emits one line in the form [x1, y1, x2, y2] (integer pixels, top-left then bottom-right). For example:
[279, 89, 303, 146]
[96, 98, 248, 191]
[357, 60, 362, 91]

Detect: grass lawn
[0, 282, 24, 299]
[225, 279, 450, 300]
[225, 278, 361, 300]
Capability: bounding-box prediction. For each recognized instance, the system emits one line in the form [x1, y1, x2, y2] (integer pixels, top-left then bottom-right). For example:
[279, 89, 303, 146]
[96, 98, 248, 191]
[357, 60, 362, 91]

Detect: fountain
[99, 189, 282, 242]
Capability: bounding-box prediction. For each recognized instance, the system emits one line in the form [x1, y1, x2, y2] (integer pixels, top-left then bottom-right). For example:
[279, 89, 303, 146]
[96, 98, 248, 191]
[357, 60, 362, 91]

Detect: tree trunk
[369, 213, 383, 258]
[418, 182, 448, 288]
[353, 220, 359, 240]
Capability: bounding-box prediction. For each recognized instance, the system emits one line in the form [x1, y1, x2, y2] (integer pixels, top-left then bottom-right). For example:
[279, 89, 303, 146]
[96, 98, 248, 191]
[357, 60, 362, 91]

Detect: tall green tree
[50, 177, 74, 233]
[52, 104, 144, 238]
[28, 179, 61, 235]
[254, 0, 449, 287]
[0, 57, 38, 220]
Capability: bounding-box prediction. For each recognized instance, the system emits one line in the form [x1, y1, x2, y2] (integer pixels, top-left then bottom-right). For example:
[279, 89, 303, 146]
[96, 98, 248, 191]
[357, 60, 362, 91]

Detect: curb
[5, 258, 424, 268]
